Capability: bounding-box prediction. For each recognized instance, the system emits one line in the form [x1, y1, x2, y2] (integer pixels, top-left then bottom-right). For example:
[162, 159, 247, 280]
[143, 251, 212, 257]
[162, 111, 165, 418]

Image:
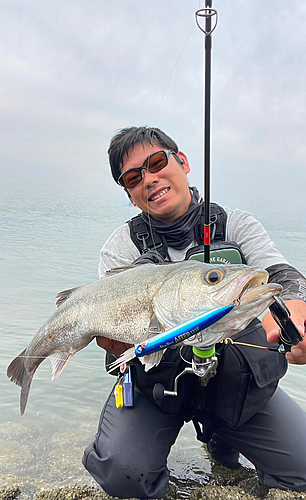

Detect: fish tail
[7, 349, 42, 415]
[107, 346, 136, 373]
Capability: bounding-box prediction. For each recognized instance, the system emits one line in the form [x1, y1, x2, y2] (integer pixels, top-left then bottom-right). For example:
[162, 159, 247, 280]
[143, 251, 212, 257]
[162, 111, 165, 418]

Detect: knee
[83, 442, 169, 498]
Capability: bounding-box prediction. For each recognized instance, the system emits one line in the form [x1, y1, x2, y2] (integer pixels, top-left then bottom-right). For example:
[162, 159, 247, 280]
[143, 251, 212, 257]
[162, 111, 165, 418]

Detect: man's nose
[142, 168, 159, 187]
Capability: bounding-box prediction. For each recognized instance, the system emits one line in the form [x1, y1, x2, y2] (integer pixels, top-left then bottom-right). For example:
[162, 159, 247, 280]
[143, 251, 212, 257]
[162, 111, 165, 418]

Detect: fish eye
[205, 269, 224, 285]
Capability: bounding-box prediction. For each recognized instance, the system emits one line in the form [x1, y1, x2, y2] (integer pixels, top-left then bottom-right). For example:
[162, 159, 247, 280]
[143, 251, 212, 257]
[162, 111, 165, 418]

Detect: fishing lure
[134, 304, 234, 357]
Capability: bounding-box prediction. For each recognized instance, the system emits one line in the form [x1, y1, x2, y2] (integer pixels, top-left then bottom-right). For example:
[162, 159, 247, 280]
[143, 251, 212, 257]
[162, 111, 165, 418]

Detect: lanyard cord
[222, 337, 283, 353]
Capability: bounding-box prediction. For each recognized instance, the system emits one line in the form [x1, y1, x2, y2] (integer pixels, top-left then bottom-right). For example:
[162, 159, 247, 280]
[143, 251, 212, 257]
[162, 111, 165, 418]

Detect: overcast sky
[0, 0, 305, 215]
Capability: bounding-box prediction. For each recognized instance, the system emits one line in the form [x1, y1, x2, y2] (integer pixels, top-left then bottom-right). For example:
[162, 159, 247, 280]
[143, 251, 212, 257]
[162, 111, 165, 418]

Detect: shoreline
[1, 467, 306, 500]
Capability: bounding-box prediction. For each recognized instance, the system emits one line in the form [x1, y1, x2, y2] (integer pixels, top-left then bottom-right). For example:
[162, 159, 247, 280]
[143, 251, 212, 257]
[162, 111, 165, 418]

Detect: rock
[266, 489, 306, 500]
[190, 485, 255, 500]
[34, 485, 106, 499]
[0, 485, 21, 500]
[237, 477, 269, 498]
[208, 464, 257, 487]
[1, 477, 306, 500]
[164, 483, 178, 500]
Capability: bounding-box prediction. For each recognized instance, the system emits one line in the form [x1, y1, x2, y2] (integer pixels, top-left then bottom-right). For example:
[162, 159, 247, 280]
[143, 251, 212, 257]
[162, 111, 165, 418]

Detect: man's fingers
[95, 337, 133, 355]
[262, 311, 280, 343]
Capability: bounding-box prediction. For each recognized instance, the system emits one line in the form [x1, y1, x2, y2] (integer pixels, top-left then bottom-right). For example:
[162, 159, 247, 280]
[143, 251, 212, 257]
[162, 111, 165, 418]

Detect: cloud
[0, 0, 305, 206]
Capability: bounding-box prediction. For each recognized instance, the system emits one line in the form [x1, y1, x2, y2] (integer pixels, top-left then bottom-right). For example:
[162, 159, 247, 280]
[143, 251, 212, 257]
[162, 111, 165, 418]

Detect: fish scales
[7, 261, 283, 414]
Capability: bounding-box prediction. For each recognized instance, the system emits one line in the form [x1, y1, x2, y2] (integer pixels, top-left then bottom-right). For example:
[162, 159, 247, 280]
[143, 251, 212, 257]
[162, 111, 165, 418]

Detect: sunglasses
[117, 150, 182, 189]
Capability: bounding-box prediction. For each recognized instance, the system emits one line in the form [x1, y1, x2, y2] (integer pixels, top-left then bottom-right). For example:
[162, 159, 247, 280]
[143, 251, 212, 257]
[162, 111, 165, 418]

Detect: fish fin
[106, 263, 177, 276]
[106, 266, 137, 276]
[153, 297, 177, 331]
[7, 349, 43, 416]
[107, 347, 136, 373]
[55, 287, 83, 307]
[49, 352, 74, 379]
[146, 314, 163, 337]
[107, 347, 164, 373]
[7, 349, 27, 387]
[139, 350, 165, 371]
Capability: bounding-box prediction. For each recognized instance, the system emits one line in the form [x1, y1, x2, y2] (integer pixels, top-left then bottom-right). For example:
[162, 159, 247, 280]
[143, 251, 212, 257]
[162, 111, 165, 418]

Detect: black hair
[108, 126, 179, 184]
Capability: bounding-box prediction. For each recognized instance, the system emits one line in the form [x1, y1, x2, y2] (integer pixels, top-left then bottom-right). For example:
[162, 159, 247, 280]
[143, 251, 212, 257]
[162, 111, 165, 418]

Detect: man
[83, 126, 306, 498]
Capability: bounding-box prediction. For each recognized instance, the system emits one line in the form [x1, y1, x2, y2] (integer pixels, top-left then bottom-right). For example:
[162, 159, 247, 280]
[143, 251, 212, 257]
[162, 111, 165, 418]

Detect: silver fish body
[7, 261, 282, 414]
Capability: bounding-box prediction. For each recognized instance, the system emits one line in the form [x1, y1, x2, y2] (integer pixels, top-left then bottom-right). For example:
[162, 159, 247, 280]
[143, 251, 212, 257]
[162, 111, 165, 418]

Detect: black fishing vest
[106, 204, 287, 437]
[129, 319, 287, 437]
[128, 203, 246, 265]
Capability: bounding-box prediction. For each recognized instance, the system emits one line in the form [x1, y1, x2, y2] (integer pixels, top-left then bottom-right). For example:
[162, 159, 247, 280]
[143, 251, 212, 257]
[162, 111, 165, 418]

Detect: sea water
[1, 163, 305, 497]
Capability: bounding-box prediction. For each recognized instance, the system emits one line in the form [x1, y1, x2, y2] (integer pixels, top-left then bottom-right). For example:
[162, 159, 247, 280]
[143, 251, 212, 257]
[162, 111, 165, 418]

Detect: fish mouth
[235, 271, 282, 304]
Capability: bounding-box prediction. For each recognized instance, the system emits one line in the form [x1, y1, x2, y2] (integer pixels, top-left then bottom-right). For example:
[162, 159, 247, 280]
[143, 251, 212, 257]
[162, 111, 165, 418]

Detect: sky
[0, 0, 305, 217]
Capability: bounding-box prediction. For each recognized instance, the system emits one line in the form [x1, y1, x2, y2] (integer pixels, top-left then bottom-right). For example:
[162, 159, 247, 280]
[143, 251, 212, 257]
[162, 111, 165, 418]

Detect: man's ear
[124, 188, 137, 206]
[177, 151, 190, 175]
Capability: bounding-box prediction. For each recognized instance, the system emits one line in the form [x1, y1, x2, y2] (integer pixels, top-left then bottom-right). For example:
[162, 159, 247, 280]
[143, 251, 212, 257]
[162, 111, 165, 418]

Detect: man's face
[121, 142, 191, 225]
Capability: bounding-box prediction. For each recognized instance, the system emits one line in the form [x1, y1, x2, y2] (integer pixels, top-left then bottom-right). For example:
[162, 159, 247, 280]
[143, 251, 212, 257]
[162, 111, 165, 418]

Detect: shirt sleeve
[98, 223, 140, 278]
[266, 264, 306, 303]
[224, 207, 289, 269]
[224, 207, 306, 302]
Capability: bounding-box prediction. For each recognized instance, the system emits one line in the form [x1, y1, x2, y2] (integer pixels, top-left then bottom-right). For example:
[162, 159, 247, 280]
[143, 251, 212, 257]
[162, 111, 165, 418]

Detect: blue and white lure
[135, 304, 234, 357]
[109, 304, 234, 373]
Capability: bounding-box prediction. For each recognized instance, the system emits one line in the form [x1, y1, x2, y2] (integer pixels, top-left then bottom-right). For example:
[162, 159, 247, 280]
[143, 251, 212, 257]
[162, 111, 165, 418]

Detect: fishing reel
[153, 344, 218, 403]
[192, 345, 218, 384]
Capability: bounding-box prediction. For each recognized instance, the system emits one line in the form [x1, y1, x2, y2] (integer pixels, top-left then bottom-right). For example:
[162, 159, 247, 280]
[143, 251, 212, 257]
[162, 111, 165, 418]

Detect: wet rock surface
[1, 419, 305, 500]
[1, 469, 306, 500]
[0, 485, 21, 500]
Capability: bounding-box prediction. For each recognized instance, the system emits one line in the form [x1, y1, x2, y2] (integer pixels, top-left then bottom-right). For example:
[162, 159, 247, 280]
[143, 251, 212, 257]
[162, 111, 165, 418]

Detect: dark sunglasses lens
[147, 151, 168, 172]
[122, 169, 142, 188]
[121, 151, 169, 188]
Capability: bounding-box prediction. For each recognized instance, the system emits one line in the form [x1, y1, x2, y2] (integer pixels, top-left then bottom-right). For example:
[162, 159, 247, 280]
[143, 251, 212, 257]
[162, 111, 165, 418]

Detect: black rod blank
[195, 2, 218, 263]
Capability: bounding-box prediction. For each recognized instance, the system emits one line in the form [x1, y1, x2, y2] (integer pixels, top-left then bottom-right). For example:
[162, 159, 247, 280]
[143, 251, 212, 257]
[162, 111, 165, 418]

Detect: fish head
[153, 261, 282, 342]
[200, 263, 283, 339]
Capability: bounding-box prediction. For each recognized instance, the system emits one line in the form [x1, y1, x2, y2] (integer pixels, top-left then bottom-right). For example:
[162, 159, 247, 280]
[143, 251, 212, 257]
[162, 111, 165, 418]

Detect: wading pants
[83, 386, 306, 498]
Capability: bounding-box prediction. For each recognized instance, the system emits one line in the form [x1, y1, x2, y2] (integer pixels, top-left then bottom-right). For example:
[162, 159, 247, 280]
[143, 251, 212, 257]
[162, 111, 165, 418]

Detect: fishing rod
[189, 2, 219, 383]
[116, 4, 302, 405]
[195, 1, 218, 264]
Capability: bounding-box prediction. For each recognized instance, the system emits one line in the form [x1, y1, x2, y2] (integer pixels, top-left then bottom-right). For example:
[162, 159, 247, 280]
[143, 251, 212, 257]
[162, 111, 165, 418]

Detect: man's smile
[148, 187, 170, 202]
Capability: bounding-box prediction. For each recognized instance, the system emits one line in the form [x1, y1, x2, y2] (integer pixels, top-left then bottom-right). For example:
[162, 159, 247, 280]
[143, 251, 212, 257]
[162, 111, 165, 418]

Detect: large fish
[7, 261, 282, 415]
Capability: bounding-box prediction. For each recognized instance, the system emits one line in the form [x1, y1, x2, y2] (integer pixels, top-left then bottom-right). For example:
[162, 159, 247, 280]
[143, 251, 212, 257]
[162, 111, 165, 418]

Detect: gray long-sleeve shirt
[98, 206, 306, 303]
[98, 207, 288, 278]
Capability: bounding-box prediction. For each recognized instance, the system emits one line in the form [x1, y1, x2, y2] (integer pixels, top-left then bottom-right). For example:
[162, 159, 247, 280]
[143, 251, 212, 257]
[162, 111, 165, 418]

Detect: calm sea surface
[1, 165, 305, 497]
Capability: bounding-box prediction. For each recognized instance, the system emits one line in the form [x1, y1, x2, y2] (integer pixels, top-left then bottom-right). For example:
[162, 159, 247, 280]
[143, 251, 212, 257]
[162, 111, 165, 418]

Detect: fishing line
[138, 17, 197, 255]
[1, 353, 106, 371]
[4, 5, 215, 380]
[152, 24, 196, 131]
[142, 2, 211, 256]
[1, 334, 284, 378]
[151, 1, 204, 133]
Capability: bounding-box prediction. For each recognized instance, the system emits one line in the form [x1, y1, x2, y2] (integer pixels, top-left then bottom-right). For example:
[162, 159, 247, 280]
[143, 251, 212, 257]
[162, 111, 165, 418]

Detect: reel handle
[153, 383, 166, 403]
[269, 296, 303, 352]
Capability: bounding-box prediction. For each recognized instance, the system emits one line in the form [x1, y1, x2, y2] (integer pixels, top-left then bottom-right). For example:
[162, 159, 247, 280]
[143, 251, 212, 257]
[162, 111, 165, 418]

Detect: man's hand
[262, 299, 306, 365]
[96, 337, 133, 356]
